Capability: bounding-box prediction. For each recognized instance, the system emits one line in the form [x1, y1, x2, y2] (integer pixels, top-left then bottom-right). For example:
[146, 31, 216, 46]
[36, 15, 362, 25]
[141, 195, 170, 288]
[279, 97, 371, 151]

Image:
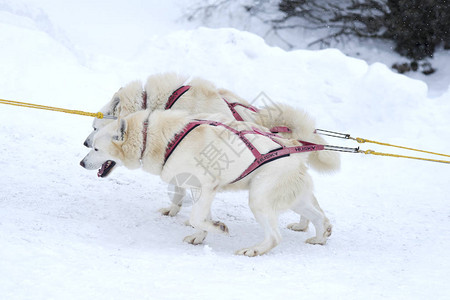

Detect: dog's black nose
[83, 140, 89, 148]
[80, 160, 85, 168]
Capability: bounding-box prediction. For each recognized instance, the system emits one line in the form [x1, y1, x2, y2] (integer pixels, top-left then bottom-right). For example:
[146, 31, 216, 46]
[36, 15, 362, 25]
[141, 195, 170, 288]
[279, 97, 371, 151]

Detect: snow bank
[1, 4, 449, 300]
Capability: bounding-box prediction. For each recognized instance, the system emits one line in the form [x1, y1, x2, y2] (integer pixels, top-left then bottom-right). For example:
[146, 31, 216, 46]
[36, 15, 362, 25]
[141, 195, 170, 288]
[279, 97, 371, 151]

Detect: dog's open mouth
[97, 160, 116, 178]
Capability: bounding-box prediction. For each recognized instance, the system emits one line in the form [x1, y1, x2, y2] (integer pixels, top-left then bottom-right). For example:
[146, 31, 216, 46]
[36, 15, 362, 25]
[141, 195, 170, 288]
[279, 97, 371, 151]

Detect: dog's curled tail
[256, 104, 341, 173]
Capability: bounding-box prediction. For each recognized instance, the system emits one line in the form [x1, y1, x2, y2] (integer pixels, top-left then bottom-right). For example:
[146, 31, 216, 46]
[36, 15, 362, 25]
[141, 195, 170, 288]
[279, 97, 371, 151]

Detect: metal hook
[323, 145, 360, 153]
[315, 129, 351, 139]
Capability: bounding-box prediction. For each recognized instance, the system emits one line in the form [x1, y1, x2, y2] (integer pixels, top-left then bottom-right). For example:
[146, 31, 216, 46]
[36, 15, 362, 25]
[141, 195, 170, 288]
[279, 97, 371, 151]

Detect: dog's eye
[94, 128, 98, 131]
[94, 148, 99, 152]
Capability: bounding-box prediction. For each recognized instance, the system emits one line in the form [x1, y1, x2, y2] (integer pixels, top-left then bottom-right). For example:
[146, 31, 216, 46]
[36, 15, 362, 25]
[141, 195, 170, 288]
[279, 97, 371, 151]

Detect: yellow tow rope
[353, 137, 450, 164]
[0, 98, 105, 119]
[316, 129, 450, 164]
[1, 99, 449, 164]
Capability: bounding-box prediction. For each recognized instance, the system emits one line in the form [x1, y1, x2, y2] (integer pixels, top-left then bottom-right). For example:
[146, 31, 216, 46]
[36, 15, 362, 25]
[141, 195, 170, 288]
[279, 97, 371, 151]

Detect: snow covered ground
[1, 1, 449, 299]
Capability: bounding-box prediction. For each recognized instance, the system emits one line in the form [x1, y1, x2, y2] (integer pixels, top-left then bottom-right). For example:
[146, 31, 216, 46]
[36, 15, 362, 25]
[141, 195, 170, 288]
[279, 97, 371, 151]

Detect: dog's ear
[111, 97, 121, 116]
[113, 118, 127, 142]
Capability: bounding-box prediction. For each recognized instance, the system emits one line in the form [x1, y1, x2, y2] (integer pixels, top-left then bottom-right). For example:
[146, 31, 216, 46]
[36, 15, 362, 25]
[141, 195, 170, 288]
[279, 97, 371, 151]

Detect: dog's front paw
[236, 247, 260, 257]
[236, 245, 274, 257]
[183, 231, 207, 245]
[305, 237, 327, 245]
[158, 204, 181, 217]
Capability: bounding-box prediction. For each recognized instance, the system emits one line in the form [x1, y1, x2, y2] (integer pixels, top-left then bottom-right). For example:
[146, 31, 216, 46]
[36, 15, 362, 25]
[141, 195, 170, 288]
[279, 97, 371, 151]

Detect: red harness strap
[142, 91, 148, 109]
[270, 126, 292, 133]
[165, 86, 191, 110]
[164, 120, 259, 164]
[222, 98, 259, 121]
[163, 85, 261, 122]
[141, 120, 148, 159]
[163, 120, 324, 183]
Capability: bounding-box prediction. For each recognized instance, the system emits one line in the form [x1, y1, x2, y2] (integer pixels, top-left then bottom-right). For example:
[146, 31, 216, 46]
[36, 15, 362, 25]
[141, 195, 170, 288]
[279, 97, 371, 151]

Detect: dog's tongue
[97, 162, 107, 177]
[97, 160, 115, 178]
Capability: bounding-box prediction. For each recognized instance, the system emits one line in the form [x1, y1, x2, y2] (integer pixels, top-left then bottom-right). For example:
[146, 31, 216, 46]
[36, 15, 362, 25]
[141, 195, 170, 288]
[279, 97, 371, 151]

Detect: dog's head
[83, 81, 144, 148]
[80, 118, 129, 178]
[83, 96, 120, 148]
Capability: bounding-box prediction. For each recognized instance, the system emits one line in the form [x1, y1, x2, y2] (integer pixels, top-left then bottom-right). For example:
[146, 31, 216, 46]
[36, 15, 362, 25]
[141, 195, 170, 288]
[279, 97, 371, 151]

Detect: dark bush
[278, 0, 450, 60]
[383, 0, 450, 60]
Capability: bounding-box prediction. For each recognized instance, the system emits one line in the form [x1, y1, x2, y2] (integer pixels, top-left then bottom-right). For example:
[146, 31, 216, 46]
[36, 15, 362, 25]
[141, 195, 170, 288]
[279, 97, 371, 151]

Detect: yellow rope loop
[355, 137, 367, 143]
[361, 149, 374, 155]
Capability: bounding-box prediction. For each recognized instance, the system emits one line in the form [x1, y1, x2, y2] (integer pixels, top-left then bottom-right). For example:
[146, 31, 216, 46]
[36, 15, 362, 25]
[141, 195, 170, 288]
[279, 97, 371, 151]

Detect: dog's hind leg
[292, 194, 332, 245]
[287, 195, 324, 231]
[236, 191, 282, 257]
[183, 187, 228, 245]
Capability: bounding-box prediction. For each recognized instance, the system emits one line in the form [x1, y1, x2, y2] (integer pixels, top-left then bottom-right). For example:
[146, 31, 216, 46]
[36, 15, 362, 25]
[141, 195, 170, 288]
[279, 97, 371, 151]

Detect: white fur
[80, 110, 332, 256]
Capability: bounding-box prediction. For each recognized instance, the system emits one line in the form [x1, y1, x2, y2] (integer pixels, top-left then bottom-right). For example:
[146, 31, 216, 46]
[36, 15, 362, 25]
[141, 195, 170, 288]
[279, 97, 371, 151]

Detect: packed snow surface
[1, 1, 449, 299]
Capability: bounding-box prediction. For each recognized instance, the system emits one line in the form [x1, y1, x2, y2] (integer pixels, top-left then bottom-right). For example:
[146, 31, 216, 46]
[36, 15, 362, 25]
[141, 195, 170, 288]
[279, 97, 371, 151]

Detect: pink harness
[140, 85, 307, 180]
[164, 85, 291, 133]
[222, 98, 259, 121]
[141, 85, 269, 159]
[165, 86, 191, 110]
[141, 91, 148, 109]
[163, 120, 324, 183]
[164, 85, 261, 123]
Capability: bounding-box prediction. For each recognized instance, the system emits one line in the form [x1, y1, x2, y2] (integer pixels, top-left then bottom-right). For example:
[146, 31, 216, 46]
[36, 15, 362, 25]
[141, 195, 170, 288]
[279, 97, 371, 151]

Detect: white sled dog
[84, 73, 339, 173]
[83, 73, 340, 221]
[80, 109, 333, 256]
